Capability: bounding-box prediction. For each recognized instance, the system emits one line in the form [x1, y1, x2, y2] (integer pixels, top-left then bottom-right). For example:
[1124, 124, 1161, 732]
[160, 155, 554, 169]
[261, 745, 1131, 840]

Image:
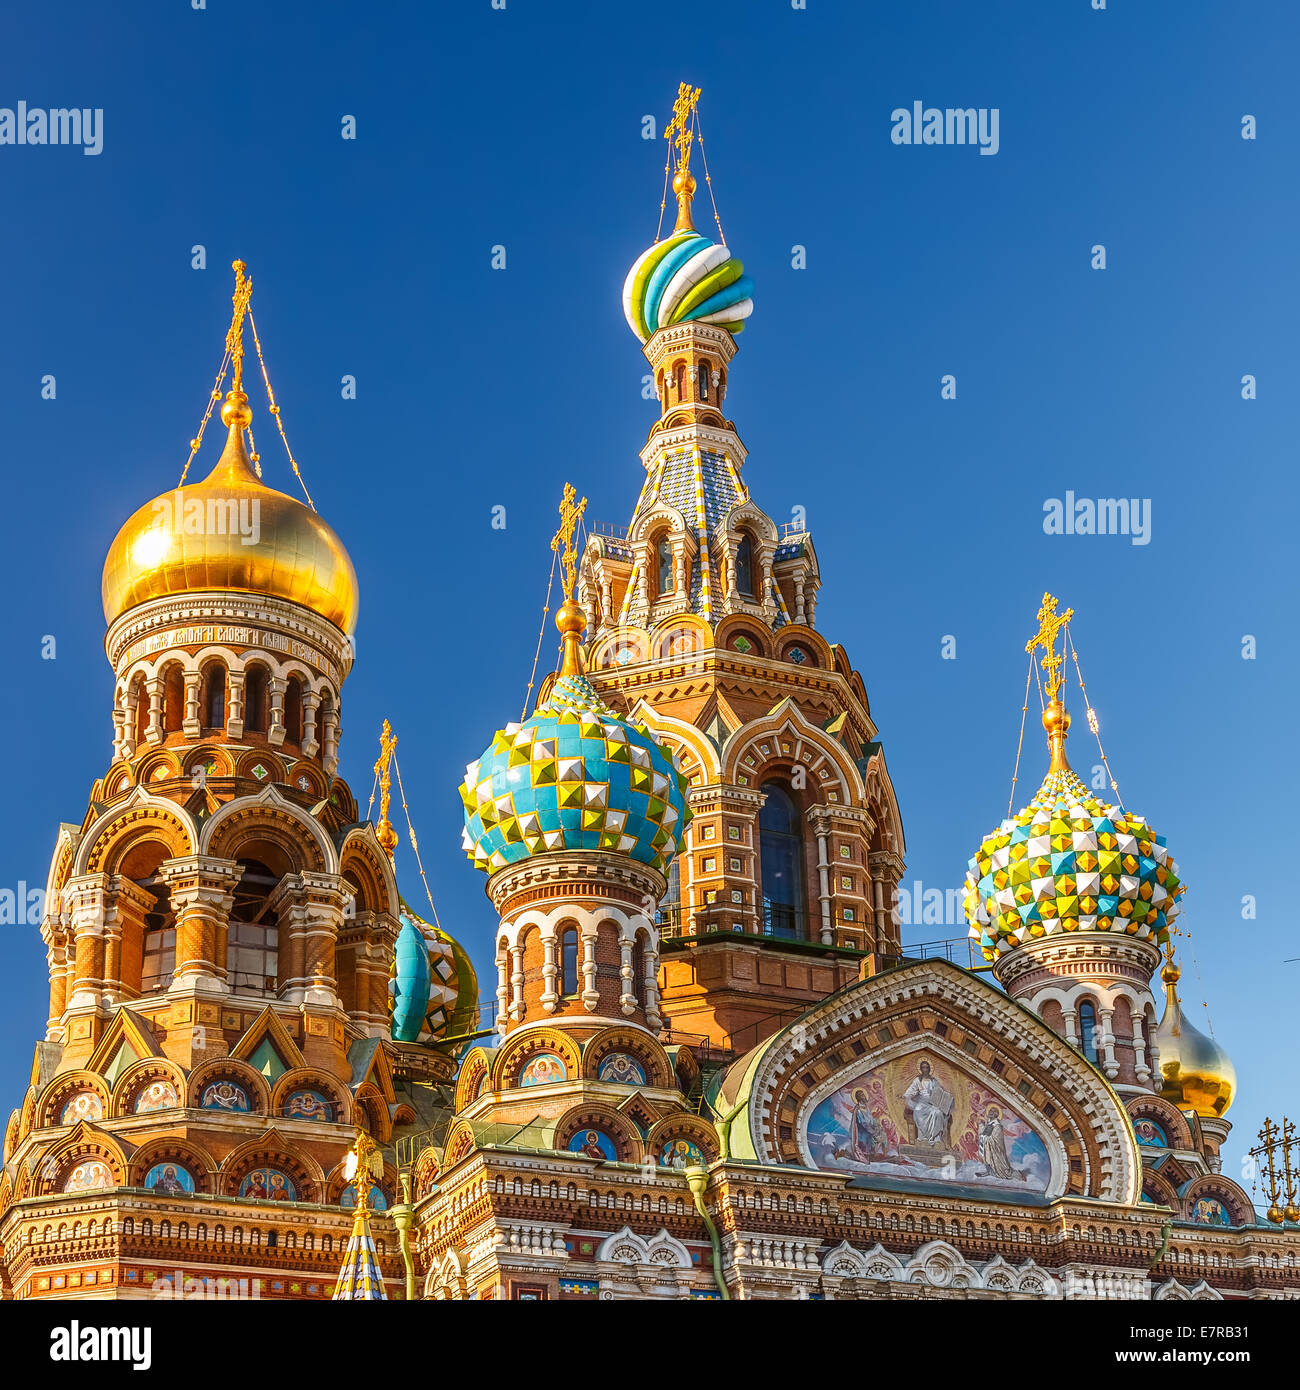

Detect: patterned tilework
[459, 672, 692, 875]
[332, 1207, 387, 1300]
[963, 765, 1183, 962]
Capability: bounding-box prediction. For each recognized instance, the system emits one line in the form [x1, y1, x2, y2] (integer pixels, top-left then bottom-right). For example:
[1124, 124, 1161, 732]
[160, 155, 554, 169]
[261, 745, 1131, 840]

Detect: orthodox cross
[1025, 591, 1073, 704]
[373, 719, 399, 857]
[550, 482, 588, 603]
[665, 82, 701, 174]
[225, 259, 253, 392]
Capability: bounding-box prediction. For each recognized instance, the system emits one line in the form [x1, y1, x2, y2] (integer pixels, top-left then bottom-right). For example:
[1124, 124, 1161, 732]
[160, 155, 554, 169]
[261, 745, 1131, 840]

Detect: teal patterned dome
[458, 670, 692, 876]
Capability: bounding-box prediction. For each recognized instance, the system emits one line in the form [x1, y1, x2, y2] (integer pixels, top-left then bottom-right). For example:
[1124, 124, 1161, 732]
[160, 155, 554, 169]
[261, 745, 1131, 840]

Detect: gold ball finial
[673, 168, 696, 199]
[220, 388, 253, 429]
[1161, 961, 1181, 986]
[555, 599, 586, 639]
[1041, 700, 1070, 738]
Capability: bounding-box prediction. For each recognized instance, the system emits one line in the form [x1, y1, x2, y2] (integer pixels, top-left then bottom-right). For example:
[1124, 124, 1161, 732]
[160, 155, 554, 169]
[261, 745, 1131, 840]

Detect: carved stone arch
[4, 1108, 19, 1163]
[111, 1057, 187, 1118]
[453, 1047, 496, 1112]
[722, 499, 780, 547]
[627, 700, 721, 785]
[337, 826, 399, 916]
[134, 748, 185, 788]
[1126, 1093, 1196, 1151]
[980, 1253, 1019, 1292]
[127, 1136, 218, 1194]
[1153, 1277, 1194, 1300]
[200, 786, 336, 874]
[643, 1113, 720, 1166]
[712, 612, 775, 659]
[597, 1224, 648, 1265]
[722, 702, 864, 805]
[734, 956, 1141, 1204]
[182, 744, 236, 779]
[649, 611, 713, 664]
[426, 1247, 468, 1300]
[553, 1103, 643, 1164]
[186, 1056, 271, 1114]
[270, 1068, 353, 1126]
[18, 1087, 39, 1145]
[1181, 1173, 1255, 1228]
[44, 827, 79, 913]
[36, 1122, 128, 1195]
[492, 1026, 582, 1091]
[1015, 1259, 1058, 1296]
[38, 1071, 112, 1129]
[644, 1228, 693, 1269]
[352, 1082, 392, 1141]
[860, 744, 906, 857]
[629, 499, 691, 548]
[584, 1026, 674, 1089]
[74, 787, 198, 877]
[438, 1120, 477, 1178]
[906, 1239, 980, 1290]
[589, 623, 651, 672]
[771, 622, 833, 671]
[1140, 1166, 1179, 1210]
[219, 1129, 323, 1203]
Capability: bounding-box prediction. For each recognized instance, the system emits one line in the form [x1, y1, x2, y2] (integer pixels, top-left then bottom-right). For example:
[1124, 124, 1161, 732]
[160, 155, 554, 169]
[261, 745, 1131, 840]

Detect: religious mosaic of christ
[802, 1051, 1051, 1194]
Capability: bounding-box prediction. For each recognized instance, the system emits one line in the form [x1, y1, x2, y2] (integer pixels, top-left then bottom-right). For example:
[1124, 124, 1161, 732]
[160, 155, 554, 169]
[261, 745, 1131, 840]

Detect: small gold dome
[102, 400, 359, 634]
[1156, 966, 1236, 1118]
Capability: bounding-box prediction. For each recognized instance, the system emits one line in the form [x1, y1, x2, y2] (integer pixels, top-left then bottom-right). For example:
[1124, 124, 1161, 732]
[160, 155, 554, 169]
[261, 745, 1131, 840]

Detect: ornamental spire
[373, 719, 399, 859]
[1025, 592, 1074, 773]
[665, 82, 701, 234]
[550, 482, 588, 678]
[220, 259, 254, 431]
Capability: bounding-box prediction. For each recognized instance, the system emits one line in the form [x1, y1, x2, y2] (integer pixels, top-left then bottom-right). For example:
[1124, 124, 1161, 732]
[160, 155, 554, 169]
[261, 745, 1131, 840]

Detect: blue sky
[1, 1, 1296, 1191]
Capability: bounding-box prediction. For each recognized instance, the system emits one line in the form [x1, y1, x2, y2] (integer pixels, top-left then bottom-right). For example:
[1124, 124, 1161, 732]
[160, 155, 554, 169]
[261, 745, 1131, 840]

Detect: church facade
[1, 87, 1296, 1303]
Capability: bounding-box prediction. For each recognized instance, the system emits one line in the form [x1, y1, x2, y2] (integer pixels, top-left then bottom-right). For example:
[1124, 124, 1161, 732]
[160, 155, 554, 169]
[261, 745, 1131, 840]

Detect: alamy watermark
[0, 103, 103, 156]
[891, 102, 999, 156]
[1043, 492, 1151, 546]
[150, 491, 261, 546]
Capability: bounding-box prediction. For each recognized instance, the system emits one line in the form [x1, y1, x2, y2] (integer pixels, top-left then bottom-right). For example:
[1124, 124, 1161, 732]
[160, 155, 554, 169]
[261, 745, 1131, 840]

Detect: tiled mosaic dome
[622, 230, 753, 344]
[458, 671, 692, 876]
[389, 905, 478, 1044]
[963, 764, 1184, 963]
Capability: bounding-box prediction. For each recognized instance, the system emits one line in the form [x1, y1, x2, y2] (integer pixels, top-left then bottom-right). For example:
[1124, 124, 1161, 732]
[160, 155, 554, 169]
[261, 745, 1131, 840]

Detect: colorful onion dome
[388, 903, 479, 1044]
[458, 644, 692, 878]
[964, 704, 1184, 963]
[102, 392, 359, 635]
[622, 228, 753, 344]
[1155, 958, 1235, 1118]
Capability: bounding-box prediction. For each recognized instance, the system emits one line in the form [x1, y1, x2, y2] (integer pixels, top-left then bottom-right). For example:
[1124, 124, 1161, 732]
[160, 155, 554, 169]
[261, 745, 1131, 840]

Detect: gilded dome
[1155, 963, 1236, 1118]
[964, 703, 1184, 961]
[101, 397, 359, 634]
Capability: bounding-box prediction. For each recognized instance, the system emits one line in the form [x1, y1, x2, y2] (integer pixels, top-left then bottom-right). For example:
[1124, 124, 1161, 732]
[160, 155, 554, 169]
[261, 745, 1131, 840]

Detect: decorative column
[267, 676, 287, 746]
[809, 811, 834, 944]
[161, 856, 242, 993]
[182, 671, 202, 738]
[1061, 1007, 1079, 1047]
[619, 930, 636, 1016]
[644, 939, 662, 1031]
[510, 939, 525, 1021]
[868, 850, 905, 955]
[580, 922, 599, 1012]
[269, 872, 346, 1010]
[322, 701, 340, 775]
[301, 690, 321, 759]
[226, 669, 245, 739]
[540, 923, 559, 1012]
[103, 875, 156, 1003]
[793, 573, 806, 625]
[496, 936, 510, 1025]
[111, 698, 127, 762]
[1098, 1005, 1119, 1080]
[62, 873, 115, 1011]
[144, 677, 164, 744]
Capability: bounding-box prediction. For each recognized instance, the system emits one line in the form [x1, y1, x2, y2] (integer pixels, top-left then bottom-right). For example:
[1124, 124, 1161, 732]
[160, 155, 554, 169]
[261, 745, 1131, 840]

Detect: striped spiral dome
[622, 231, 754, 344]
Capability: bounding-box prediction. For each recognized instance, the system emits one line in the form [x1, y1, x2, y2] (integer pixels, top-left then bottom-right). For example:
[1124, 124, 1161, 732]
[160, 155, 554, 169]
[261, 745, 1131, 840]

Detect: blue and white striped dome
[622, 231, 753, 344]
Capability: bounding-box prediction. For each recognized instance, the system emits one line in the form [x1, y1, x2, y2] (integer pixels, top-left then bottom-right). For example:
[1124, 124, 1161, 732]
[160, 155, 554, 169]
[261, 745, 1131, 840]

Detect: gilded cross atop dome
[550, 482, 587, 604]
[1025, 592, 1073, 705]
[373, 719, 399, 859]
[665, 82, 701, 176]
[225, 259, 253, 397]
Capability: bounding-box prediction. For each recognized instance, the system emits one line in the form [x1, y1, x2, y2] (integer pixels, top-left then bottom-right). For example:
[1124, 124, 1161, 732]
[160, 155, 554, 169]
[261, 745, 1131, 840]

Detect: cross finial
[1025, 592, 1074, 704]
[373, 719, 399, 859]
[225, 259, 253, 394]
[665, 83, 701, 174]
[343, 1127, 384, 1212]
[550, 482, 588, 604]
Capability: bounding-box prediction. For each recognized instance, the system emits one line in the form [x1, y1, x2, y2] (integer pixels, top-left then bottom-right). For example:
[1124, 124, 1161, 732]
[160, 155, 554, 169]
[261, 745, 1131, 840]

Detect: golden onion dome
[102, 391, 358, 634]
[1155, 961, 1236, 1118]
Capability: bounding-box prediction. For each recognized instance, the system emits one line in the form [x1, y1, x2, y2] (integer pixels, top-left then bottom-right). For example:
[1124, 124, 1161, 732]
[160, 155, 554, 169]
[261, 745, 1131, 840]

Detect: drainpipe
[685, 1166, 730, 1301]
[390, 1172, 417, 1301]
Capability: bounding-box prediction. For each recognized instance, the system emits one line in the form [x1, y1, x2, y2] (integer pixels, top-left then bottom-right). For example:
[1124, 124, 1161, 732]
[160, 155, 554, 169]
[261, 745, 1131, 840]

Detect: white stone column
[581, 923, 599, 1012]
[301, 690, 321, 759]
[144, 677, 164, 745]
[111, 698, 127, 762]
[182, 671, 201, 738]
[226, 670, 245, 739]
[540, 922, 558, 1012]
[267, 676, 287, 747]
[495, 936, 510, 1026]
[510, 940, 525, 1020]
[1099, 1005, 1119, 1079]
[1061, 1007, 1079, 1047]
[644, 940, 662, 1031]
[619, 930, 636, 1016]
[811, 816, 833, 944]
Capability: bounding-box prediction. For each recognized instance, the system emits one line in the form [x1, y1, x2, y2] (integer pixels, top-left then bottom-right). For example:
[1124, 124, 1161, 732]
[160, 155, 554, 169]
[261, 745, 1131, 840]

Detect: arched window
[656, 858, 680, 934]
[656, 536, 674, 596]
[284, 676, 304, 746]
[759, 783, 804, 939]
[138, 874, 176, 994]
[201, 662, 226, 731]
[559, 926, 579, 996]
[228, 860, 280, 995]
[1078, 1000, 1099, 1063]
[244, 666, 268, 734]
[162, 664, 185, 733]
[674, 363, 686, 398]
[698, 362, 709, 401]
[632, 934, 647, 1007]
[735, 533, 755, 598]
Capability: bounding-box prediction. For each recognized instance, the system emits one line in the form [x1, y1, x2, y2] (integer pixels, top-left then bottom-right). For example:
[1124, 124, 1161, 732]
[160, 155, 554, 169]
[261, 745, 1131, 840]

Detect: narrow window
[1078, 1000, 1099, 1063]
[244, 666, 268, 733]
[759, 783, 804, 939]
[559, 926, 579, 996]
[698, 363, 709, 400]
[657, 537, 674, 595]
[632, 935, 647, 1006]
[735, 534, 754, 597]
[202, 663, 226, 731]
[284, 676, 304, 746]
